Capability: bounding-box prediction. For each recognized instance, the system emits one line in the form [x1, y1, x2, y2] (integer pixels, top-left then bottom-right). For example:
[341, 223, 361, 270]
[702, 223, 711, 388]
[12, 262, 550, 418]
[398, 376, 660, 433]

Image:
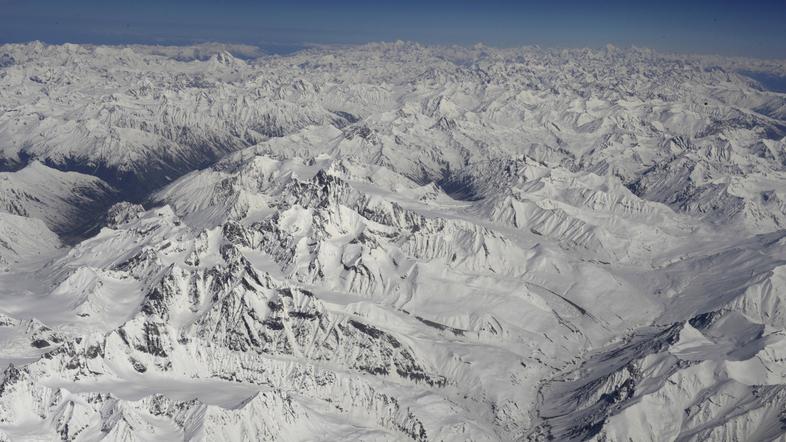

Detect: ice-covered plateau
[0, 41, 786, 441]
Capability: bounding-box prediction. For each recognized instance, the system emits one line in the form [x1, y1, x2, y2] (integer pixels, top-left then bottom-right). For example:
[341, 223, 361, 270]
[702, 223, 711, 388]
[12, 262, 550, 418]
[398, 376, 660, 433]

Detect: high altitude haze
[1, 0, 786, 57]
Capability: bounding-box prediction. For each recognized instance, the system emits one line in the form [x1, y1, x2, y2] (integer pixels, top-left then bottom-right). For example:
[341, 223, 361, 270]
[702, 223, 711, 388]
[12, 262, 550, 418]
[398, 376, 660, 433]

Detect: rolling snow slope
[0, 161, 115, 236]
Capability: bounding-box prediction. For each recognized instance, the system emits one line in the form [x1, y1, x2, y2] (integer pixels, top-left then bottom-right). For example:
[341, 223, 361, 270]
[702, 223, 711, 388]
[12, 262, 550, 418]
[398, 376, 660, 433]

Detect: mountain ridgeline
[0, 42, 785, 441]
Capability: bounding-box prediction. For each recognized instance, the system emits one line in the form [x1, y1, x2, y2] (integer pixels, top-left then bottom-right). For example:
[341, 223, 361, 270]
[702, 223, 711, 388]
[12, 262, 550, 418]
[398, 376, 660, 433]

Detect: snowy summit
[0, 41, 785, 441]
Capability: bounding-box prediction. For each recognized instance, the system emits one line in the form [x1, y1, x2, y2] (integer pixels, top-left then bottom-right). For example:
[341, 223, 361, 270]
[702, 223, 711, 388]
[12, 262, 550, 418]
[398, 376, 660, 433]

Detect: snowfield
[0, 41, 786, 441]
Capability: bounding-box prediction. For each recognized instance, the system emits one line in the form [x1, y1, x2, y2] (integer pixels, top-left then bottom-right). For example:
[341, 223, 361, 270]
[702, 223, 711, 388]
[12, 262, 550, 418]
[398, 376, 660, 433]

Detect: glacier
[0, 41, 785, 441]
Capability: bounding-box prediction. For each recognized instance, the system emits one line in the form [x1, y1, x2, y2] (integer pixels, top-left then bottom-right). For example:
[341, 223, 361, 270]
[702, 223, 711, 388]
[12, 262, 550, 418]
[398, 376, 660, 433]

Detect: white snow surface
[0, 41, 786, 441]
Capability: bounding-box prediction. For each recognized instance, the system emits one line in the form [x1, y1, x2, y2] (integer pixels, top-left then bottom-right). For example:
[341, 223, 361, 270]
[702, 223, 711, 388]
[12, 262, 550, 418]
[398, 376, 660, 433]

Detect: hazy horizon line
[3, 38, 786, 63]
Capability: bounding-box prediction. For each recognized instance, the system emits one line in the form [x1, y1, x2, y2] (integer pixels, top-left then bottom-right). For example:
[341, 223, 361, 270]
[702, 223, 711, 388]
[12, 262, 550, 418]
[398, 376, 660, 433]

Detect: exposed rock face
[0, 42, 786, 440]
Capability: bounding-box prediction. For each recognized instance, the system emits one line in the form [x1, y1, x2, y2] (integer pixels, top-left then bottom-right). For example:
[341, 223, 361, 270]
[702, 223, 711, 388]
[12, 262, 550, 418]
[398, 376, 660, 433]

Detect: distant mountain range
[0, 41, 785, 441]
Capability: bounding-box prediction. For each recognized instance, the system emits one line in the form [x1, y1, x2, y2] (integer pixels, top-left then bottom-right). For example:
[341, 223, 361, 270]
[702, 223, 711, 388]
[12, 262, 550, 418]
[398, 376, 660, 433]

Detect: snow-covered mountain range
[1, 41, 785, 441]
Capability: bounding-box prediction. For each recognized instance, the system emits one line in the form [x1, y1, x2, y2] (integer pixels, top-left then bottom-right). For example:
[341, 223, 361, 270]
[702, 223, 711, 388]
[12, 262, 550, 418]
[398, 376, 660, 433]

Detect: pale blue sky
[1, 0, 784, 58]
